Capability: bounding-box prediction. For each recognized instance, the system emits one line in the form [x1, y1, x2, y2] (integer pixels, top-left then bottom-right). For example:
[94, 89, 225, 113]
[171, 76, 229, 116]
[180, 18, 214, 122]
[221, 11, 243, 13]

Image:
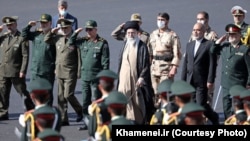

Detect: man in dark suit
[0, 16, 34, 120]
[181, 23, 219, 124]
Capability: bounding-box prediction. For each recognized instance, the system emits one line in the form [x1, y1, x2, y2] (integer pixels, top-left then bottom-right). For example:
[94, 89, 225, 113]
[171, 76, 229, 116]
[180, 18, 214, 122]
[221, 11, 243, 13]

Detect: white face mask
[197, 20, 205, 24]
[157, 20, 165, 29]
[59, 10, 67, 17]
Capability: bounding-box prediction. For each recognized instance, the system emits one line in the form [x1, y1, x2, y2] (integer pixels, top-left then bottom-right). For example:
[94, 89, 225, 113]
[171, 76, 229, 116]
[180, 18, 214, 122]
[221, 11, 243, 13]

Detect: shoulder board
[3, 32, 9, 36]
[98, 37, 106, 42]
[82, 36, 89, 40]
[141, 31, 149, 35]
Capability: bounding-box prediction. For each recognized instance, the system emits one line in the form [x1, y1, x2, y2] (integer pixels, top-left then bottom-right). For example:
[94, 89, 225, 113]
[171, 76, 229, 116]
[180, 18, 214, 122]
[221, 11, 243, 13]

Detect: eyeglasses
[85, 28, 93, 32]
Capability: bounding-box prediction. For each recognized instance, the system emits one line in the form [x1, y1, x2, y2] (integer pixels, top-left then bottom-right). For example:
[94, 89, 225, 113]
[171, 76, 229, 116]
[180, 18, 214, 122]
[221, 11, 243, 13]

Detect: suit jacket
[0, 31, 29, 77]
[181, 39, 217, 86]
[45, 32, 81, 79]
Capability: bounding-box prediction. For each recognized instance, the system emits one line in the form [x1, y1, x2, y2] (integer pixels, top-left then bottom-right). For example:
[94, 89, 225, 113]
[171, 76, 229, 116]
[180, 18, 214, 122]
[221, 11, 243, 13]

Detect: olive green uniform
[45, 31, 82, 123]
[0, 29, 34, 118]
[69, 32, 110, 115]
[22, 25, 56, 106]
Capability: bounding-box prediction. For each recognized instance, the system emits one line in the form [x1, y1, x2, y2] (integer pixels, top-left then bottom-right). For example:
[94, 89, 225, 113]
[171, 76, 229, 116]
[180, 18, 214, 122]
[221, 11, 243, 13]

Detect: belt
[153, 55, 173, 61]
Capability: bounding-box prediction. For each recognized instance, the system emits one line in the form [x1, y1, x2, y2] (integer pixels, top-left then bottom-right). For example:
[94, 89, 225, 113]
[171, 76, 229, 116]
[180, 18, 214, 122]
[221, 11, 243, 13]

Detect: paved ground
[0, 0, 249, 140]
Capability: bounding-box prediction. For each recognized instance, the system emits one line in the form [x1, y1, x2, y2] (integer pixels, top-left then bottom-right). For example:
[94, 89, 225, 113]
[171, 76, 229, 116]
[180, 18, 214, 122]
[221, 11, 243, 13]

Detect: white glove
[136, 77, 145, 87]
[88, 105, 93, 116]
[94, 132, 102, 141]
[18, 114, 26, 127]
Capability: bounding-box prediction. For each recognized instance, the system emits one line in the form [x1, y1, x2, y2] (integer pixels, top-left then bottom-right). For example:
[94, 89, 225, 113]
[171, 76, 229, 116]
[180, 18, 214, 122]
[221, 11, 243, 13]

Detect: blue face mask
[59, 10, 67, 17]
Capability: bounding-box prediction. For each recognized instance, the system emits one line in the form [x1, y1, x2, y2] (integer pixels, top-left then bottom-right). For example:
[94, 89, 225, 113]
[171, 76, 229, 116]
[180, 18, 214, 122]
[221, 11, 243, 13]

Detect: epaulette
[3, 32, 9, 36]
[98, 37, 106, 42]
[141, 31, 149, 36]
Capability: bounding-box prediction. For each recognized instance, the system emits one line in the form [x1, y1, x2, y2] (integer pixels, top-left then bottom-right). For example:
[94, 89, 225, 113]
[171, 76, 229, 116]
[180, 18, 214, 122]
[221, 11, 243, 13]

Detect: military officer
[33, 128, 65, 141]
[69, 20, 110, 119]
[224, 85, 247, 125]
[230, 5, 249, 45]
[148, 12, 182, 104]
[210, 24, 250, 119]
[45, 18, 83, 126]
[0, 16, 34, 120]
[150, 79, 178, 125]
[164, 80, 194, 125]
[20, 78, 61, 141]
[111, 13, 150, 45]
[85, 69, 118, 137]
[22, 14, 56, 106]
[178, 102, 205, 125]
[240, 89, 250, 125]
[94, 90, 133, 141]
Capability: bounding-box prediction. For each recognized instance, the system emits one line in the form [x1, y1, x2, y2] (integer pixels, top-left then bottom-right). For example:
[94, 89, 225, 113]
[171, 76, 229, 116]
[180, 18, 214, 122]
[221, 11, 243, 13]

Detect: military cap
[229, 85, 246, 98]
[37, 129, 64, 141]
[2, 16, 18, 25]
[105, 91, 127, 108]
[240, 90, 250, 101]
[181, 102, 204, 116]
[225, 24, 241, 34]
[130, 13, 142, 22]
[157, 79, 173, 94]
[231, 5, 247, 15]
[123, 21, 139, 31]
[58, 0, 67, 6]
[85, 20, 97, 28]
[39, 14, 52, 22]
[57, 18, 73, 28]
[96, 69, 118, 82]
[28, 77, 52, 92]
[170, 80, 195, 96]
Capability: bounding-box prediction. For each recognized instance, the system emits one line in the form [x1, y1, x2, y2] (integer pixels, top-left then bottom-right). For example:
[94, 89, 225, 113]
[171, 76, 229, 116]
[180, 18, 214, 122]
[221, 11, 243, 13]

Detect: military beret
[181, 102, 204, 116]
[105, 91, 127, 108]
[240, 89, 250, 101]
[58, 0, 67, 6]
[130, 13, 141, 22]
[57, 18, 73, 28]
[123, 21, 139, 31]
[225, 24, 241, 33]
[37, 128, 64, 140]
[39, 14, 52, 22]
[2, 16, 18, 25]
[28, 78, 52, 92]
[85, 20, 97, 28]
[231, 5, 247, 15]
[157, 79, 173, 94]
[229, 85, 246, 98]
[170, 80, 195, 96]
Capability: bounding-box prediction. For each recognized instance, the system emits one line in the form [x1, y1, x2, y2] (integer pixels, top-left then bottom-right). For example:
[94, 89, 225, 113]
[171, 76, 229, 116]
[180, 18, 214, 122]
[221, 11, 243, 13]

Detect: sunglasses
[85, 28, 93, 32]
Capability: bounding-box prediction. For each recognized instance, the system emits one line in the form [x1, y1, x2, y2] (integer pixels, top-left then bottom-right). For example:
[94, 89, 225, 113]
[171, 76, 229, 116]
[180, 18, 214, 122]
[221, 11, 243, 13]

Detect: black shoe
[78, 123, 87, 130]
[0, 115, 9, 121]
[76, 114, 83, 122]
[61, 121, 70, 126]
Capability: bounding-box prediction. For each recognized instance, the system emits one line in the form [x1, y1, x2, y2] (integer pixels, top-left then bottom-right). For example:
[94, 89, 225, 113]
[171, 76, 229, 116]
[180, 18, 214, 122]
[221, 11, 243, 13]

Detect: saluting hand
[75, 28, 83, 34]
[28, 21, 37, 26]
[0, 24, 4, 33]
[51, 27, 60, 34]
[215, 34, 227, 44]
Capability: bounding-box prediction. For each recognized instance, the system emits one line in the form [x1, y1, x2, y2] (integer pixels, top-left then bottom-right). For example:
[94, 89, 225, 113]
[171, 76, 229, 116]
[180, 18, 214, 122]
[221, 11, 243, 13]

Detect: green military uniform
[0, 16, 34, 120]
[69, 20, 110, 116]
[111, 13, 150, 45]
[21, 78, 61, 141]
[35, 128, 64, 141]
[95, 90, 133, 141]
[88, 70, 118, 137]
[164, 80, 195, 125]
[210, 24, 250, 119]
[224, 85, 247, 125]
[240, 90, 250, 125]
[44, 18, 82, 125]
[150, 79, 178, 125]
[21, 14, 56, 106]
[231, 6, 249, 45]
[178, 102, 205, 125]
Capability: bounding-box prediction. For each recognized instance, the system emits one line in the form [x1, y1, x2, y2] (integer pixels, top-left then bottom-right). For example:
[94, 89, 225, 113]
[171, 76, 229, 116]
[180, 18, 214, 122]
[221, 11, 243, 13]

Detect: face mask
[59, 10, 67, 17]
[197, 20, 205, 24]
[157, 20, 165, 29]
